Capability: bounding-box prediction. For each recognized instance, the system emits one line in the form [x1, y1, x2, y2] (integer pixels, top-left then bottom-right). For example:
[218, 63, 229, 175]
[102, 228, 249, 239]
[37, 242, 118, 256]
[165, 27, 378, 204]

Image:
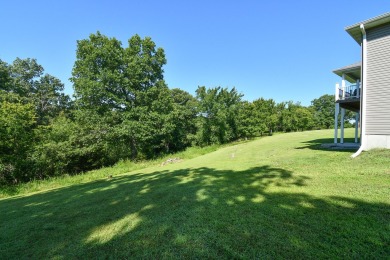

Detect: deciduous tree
[195, 86, 243, 145]
[0, 93, 36, 184]
[311, 94, 335, 129]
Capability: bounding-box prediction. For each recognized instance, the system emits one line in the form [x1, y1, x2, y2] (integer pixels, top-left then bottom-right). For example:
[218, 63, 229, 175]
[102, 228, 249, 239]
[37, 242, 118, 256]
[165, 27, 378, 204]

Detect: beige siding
[366, 22, 390, 135]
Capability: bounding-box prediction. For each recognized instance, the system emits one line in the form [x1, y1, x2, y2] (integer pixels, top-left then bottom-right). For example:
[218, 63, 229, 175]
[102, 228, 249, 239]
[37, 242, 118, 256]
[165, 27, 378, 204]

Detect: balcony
[335, 83, 360, 112]
[333, 62, 361, 112]
[337, 83, 360, 100]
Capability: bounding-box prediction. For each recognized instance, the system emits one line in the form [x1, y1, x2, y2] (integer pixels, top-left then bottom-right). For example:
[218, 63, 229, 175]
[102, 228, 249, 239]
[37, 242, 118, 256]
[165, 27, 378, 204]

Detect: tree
[0, 60, 11, 91]
[169, 88, 198, 150]
[195, 86, 243, 145]
[295, 106, 314, 131]
[71, 32, 173, 160]
[310, 94, 335, 129]
[10, 58, 44, 97]
[71, 32, 167, 113]
[1, 58, 71, 125]
[276, 101, 310, 132]
[237, 101, 264, 138]
[32, 110, 121, 177]
[0, 57, 71, 184]
[0, 92, 36, 184]
[33, 74, 72, 124]
[253, 98, 278, 135]
[119, 82, 178, 158]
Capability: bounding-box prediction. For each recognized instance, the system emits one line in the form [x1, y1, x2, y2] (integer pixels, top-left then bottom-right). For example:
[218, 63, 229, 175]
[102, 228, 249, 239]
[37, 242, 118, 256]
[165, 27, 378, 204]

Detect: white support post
[335, 83, 340, 101]
[355, 112, 359, 143]
[334, 103, 339, 143]
[356, 79, 360, 98]
[341, 74, 346, 99]
[340, 108, 345, 144]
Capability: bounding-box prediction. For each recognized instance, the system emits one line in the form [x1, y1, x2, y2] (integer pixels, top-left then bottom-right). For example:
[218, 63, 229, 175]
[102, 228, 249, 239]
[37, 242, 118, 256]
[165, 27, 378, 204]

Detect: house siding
[365, 22, 390, 135]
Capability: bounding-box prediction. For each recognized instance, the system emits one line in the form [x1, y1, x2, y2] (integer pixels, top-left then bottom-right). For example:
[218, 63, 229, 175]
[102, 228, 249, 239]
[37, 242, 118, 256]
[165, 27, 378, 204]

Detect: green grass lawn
[1, 129, 389, 259]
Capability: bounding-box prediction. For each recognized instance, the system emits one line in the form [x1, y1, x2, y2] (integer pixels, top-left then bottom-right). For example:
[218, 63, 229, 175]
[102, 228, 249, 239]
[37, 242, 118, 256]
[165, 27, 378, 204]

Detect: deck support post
[340, 108, 345, 144]
[356, 79, 360, 98]
[335, 83, 340, 101]
[334, 103, 339, 143]
[341, 74, 346, 99]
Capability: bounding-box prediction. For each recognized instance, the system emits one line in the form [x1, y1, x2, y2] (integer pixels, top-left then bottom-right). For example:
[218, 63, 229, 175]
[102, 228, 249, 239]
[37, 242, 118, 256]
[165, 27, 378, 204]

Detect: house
[332, 12, 390, 156]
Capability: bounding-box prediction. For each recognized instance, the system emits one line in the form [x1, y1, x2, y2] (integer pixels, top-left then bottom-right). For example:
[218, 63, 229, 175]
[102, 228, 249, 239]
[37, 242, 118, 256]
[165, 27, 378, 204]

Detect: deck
[336, 98, 360, 112]
[335, 83, 360, 112]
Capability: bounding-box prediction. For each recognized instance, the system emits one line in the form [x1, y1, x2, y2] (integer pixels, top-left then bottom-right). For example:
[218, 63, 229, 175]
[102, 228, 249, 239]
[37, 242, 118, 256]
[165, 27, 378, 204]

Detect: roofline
[332, 62, 361, 73]
[333, 62, 361, 83]
[345, 12, 390, 44]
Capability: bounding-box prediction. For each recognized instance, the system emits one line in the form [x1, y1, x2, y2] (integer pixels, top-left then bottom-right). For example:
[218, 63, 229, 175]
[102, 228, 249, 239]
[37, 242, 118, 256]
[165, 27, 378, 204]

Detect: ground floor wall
[363, 135, 390, 150]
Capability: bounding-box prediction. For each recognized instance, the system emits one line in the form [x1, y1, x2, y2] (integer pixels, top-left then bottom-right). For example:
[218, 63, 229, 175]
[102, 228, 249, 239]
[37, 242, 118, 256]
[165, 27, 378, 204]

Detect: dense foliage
[0, 32, 340, 185]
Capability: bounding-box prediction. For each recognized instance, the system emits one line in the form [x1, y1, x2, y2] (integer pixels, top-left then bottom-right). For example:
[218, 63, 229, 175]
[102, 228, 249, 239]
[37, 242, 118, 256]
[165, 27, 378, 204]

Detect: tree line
[0, 32, 341, 185]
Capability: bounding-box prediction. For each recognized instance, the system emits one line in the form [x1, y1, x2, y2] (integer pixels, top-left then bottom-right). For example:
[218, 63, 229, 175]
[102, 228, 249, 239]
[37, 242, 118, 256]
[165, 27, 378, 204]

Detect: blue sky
[0, 1, 388, 106]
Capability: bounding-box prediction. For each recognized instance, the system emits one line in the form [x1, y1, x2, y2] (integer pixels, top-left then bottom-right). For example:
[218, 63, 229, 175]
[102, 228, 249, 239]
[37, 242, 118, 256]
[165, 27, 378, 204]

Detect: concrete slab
[320, 143, 360, 150]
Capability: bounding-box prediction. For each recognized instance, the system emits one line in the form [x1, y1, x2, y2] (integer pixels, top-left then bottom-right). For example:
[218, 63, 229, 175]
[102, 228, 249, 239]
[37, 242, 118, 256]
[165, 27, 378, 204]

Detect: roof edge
[333, 62, 361, 83]
[345, 12, 390, 31]
[345, 12, 390, 44]
[332, 62, 361, 73]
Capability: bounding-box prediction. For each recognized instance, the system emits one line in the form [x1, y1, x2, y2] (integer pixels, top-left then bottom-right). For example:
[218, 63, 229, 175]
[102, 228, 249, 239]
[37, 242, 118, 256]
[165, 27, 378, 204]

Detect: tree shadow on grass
[0, 165, 388, 259]
[295, 138, 359, 152]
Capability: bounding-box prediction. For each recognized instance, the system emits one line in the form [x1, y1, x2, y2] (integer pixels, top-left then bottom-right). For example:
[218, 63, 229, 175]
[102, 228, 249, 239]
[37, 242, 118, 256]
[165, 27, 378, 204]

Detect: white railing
[335, 83, 360, 101]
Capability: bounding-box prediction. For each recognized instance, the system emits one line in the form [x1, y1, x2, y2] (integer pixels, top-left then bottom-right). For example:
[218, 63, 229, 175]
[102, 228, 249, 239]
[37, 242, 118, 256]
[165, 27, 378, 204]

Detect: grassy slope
[1, 129, 389, 259]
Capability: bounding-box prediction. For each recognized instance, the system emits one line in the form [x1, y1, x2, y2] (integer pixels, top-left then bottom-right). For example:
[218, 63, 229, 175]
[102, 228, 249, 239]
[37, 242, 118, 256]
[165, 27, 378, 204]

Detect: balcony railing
[335, 83, 360, 101]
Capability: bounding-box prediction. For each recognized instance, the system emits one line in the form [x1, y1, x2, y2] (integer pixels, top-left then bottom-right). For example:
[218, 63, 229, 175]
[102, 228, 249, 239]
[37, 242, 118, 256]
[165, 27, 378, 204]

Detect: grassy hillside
[1, 129, 389, 259]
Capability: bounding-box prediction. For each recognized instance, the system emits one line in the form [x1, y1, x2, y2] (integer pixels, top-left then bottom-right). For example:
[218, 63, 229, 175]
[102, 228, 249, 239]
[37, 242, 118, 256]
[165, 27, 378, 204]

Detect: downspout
[351, 24, 367, 158]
